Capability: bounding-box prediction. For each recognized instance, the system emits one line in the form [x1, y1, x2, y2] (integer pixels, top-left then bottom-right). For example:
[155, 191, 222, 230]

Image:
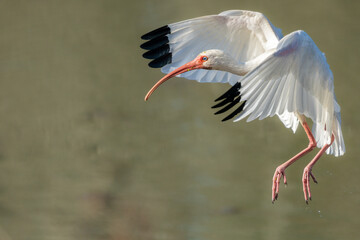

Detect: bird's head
[144, 49, 235, 101]
[198, 49, 237, 70]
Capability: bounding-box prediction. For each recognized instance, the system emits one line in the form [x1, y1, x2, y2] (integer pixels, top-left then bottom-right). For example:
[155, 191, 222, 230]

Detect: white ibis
[140, 10, 345, 203]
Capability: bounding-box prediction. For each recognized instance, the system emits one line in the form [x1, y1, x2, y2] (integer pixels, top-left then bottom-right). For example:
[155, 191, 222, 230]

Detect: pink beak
[144, 57, 204, 101]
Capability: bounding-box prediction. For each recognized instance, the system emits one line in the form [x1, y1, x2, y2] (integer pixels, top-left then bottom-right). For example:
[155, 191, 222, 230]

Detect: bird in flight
[140, 10, 345, 203]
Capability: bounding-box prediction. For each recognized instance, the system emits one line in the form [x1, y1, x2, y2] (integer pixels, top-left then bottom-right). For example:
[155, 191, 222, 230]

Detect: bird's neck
[224, 62, 254, 76]
[224, 50, 275, 76]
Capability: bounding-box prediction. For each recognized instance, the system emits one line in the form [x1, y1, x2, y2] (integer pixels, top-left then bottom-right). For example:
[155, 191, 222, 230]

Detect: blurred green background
[0, 0, 359, 239]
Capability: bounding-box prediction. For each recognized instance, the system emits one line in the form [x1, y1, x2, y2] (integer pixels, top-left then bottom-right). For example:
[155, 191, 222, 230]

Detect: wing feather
[232, 30, 344, 156]
[141, 10, 282, 84]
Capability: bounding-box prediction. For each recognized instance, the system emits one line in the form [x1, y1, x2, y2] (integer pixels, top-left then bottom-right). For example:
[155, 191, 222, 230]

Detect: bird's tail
[313, 111, 345, 157]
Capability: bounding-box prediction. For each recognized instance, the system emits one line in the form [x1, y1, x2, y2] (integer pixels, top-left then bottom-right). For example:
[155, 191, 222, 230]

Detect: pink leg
[272, 121, 316, 203]
[302, 134, 334, 203]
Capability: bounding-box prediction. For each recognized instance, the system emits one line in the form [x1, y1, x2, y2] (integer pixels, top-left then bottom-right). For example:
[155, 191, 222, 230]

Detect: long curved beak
[144, 58, 203, 101]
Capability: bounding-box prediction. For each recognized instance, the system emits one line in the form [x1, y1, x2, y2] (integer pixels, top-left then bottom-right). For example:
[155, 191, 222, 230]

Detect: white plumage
[141, 10, 345, 203]
[163, 10, 282, 85]
[147, 10, 344, 156]
[235, 30, 344, 157]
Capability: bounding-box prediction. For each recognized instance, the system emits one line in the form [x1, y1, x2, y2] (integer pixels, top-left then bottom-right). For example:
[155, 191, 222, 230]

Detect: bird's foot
[302, 166, 318, 204]
[272, 165, 287, 203]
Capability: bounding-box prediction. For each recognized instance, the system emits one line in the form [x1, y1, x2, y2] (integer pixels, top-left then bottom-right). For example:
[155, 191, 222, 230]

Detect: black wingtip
[148, 53, 172, 68]
[212, 95, 239, 109]
[140, 35, 169, 50]
[141, 25, 172, 68]
[212, 98, 229, 109]
[214, 82, 241, 102]
[214, 96, 241, 115]
[221, 101, 246, 121]
[142, 44, 170, 59]
[212, 83, 246, 122]
[141, 25, 170, 40]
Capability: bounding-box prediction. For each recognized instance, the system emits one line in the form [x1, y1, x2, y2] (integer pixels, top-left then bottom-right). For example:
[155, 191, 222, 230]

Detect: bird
[140, 10, 345, 203]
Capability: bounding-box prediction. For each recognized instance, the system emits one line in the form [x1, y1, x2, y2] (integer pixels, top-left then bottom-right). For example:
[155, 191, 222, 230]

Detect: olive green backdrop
[0, 0, 359, 239]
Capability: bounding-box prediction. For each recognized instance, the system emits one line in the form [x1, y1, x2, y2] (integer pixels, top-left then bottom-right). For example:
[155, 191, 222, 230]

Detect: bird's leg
[302, 134, 334, 203]
[272, 120, 316, 203]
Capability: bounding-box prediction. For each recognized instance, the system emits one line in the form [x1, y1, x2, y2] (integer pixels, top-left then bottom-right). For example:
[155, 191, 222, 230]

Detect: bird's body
[141, 10, 345, 203]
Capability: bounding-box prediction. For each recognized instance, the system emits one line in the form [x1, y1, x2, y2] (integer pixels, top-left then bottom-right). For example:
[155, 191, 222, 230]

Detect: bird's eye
[202, 56, 208, 61]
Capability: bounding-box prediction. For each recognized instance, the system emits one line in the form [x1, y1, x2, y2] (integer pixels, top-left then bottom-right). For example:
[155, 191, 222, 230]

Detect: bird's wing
[141, 10, 282, 85]
[214, 30, 344, 155]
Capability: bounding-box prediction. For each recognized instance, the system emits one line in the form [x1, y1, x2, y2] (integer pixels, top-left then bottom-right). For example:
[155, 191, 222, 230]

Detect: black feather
[140, 35, 169, 50]
[142, 44, 170, 59]
[214, 82, 241, 102]
[148, 53, 172, 68]
[214, 96, 241, 115]
[221, 101, 246, 121]
[212, 96, 238, 109]
[141, 25, 171, 40]
[212, 82, 246, 121]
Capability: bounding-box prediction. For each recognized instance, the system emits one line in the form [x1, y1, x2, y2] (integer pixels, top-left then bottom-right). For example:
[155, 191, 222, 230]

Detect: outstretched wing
[214, 30, 344, 156]
[141, 10, 282, 85]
